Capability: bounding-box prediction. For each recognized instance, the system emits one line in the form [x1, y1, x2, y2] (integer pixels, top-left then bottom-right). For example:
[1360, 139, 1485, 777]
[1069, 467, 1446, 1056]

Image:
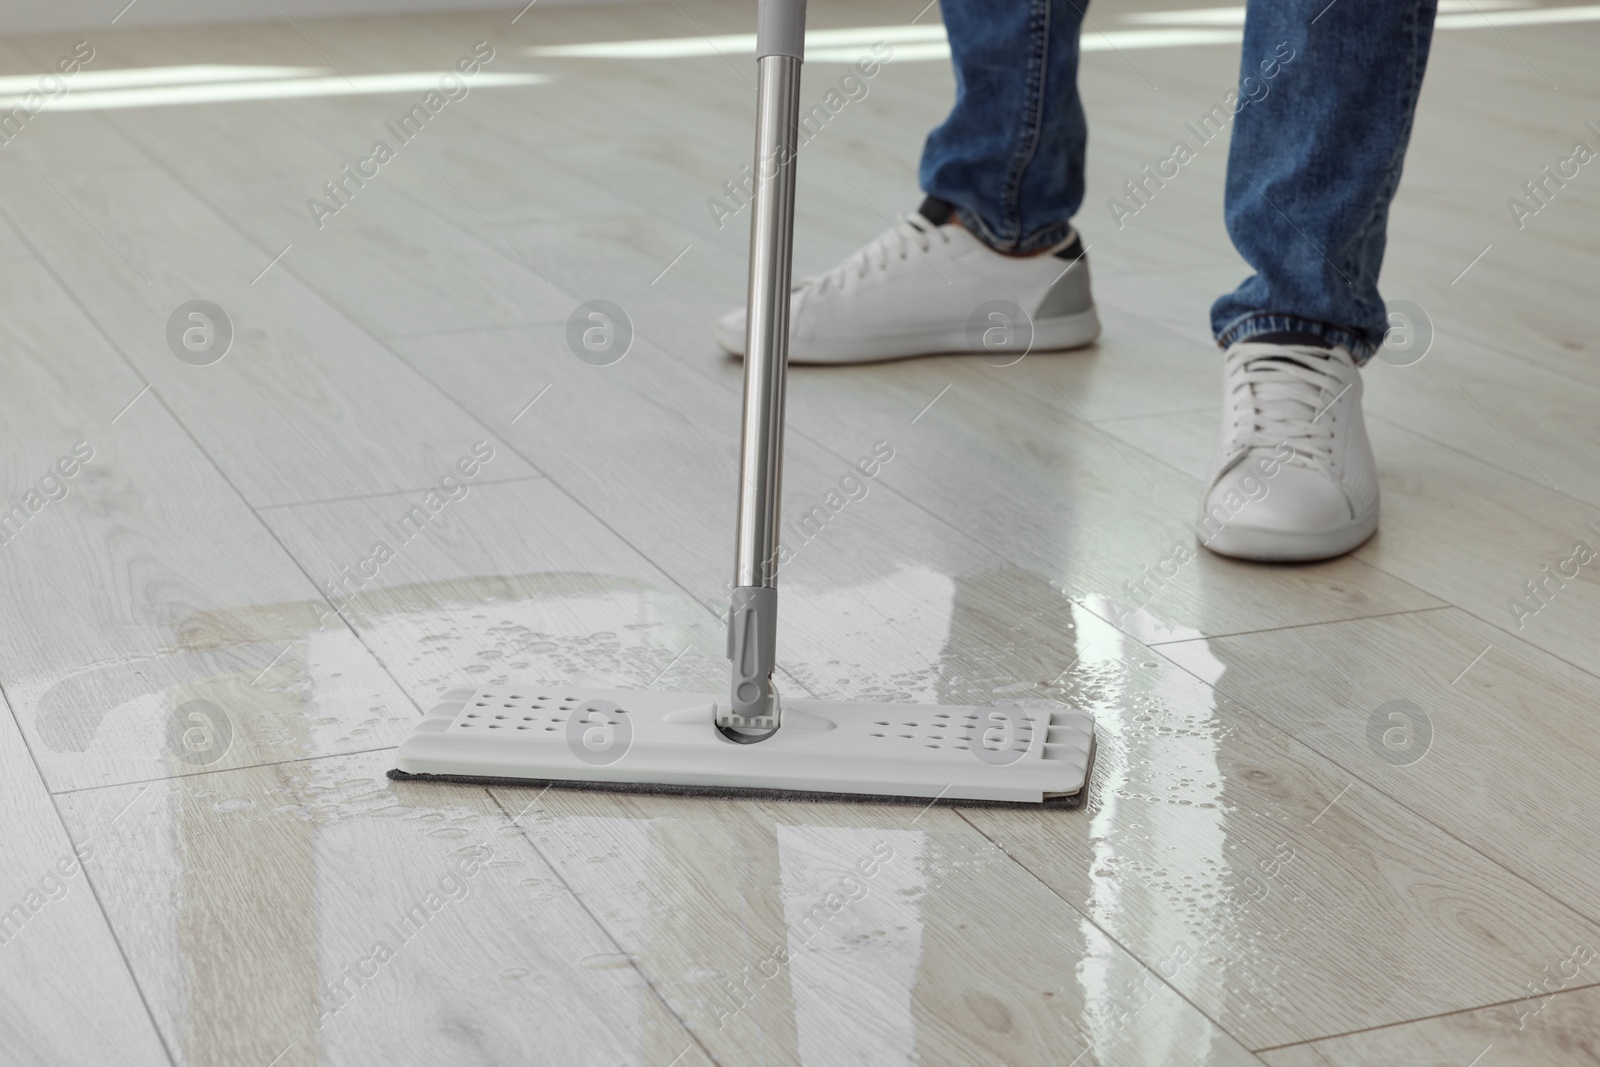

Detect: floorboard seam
[1365, 409, 1600, 513]
[252, 473, 548, 511]
[1139, 605, 1455, 646]
[482, 787, 727, 1067]
[1248, 977, 1600, 1053]
[1151, 642, 1600, 937]
[47, 743, 405, 798]
[953, 808, 1276, 1061]
[1086, 416, 1600, 666]
[0, 678, 181, 1067]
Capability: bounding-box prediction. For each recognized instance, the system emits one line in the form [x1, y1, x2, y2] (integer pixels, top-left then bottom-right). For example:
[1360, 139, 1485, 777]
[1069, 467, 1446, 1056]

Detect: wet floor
[3, 0, 1599, 1063]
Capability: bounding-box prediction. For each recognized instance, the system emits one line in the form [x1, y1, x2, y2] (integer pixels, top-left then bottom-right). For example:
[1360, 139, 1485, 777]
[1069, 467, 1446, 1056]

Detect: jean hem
[1215, 313, 1377, 363]
[950, 205, 1077, 256]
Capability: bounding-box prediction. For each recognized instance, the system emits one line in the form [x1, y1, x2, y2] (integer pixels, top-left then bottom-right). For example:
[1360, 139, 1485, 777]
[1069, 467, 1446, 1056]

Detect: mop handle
[725, 0, 806, 733]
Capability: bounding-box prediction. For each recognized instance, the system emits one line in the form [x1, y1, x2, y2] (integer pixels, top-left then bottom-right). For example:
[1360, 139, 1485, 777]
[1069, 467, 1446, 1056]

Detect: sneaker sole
[1197, 509, 1379, 563]
[717, 307, 1101, 365]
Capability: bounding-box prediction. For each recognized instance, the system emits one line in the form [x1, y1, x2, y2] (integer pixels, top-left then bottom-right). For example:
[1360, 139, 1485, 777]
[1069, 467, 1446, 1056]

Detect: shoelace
[1225, 345, 1350, 469]
[809, 212, 950, 296]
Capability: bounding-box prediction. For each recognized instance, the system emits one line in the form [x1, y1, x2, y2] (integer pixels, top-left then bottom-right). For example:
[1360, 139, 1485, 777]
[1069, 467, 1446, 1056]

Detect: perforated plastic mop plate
[389, 687, 1096, 807]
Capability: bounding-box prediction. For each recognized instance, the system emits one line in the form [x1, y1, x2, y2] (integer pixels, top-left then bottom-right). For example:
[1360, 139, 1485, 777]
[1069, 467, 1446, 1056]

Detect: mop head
[388, 687, 1095, 808]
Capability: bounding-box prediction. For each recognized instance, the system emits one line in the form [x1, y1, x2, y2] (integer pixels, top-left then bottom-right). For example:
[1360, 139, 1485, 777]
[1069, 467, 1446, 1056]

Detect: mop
[388, 0, 1096, 806]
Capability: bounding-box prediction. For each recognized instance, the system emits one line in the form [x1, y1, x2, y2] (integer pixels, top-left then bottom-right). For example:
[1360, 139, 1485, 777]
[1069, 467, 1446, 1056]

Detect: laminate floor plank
[0, 153, 537, 508]
[0, 38, 45, 262]
[1365, 21, 1600, 390]
[100, 102, 582, 339]
[959, 608, 1600, 1050]
[0, 36, 152, 176]
[55, 749, 714, 1067]
[0, 691, 171, 1067]
[257, 477, 730, 703]
[0, 257, 422, 793]
[1154, 607, 1600, 931]
[1330, 332, 1600, 509]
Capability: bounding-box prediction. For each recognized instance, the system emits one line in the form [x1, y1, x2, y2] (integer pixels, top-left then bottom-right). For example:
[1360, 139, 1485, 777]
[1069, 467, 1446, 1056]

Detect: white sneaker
[715, 206, 1100, 364]
[1196, 341, 1379, 562]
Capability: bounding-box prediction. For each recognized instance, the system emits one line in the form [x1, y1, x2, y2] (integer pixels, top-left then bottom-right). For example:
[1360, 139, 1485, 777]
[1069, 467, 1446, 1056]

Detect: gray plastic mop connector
[755, 0, 807, 60]
[725, 585, 779, 731]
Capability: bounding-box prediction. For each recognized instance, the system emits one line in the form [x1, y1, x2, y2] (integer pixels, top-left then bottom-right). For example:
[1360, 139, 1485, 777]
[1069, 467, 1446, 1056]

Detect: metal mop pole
[724, 0, 805, 738]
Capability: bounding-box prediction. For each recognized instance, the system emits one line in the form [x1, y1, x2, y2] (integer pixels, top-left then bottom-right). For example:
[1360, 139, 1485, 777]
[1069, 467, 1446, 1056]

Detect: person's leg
[714, 0, 1101, 364]
[1197, 0, 1439, 563]
[920, 0, 1090, 255]
[1212, 0, 1440, 357]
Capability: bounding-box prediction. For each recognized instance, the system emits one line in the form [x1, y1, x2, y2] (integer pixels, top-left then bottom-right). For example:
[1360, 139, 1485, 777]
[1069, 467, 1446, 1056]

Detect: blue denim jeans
[918, 0, 1439, 360]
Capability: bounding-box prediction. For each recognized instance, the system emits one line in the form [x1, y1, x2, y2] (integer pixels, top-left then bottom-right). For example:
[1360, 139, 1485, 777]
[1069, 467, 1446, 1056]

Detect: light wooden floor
[2, 1, 1598, 1063]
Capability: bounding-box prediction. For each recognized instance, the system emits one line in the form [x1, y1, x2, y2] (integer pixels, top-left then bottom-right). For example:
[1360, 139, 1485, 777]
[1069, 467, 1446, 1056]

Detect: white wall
[0, 0, 642, 35]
